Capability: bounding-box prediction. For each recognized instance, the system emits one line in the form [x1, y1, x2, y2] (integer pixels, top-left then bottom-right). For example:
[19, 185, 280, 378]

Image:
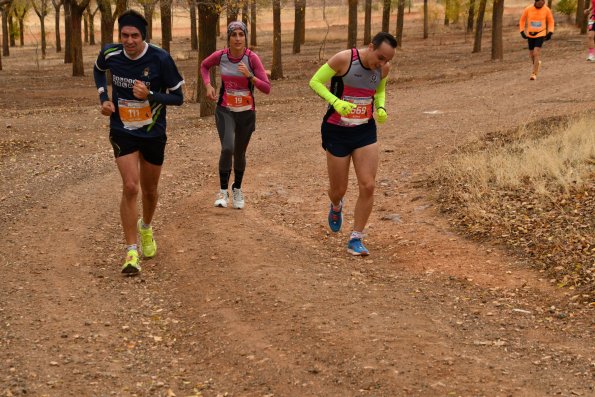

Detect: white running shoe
[232, 187, 244, 209]
[214, 189, 229, 207]
[587, 54, 595, 62]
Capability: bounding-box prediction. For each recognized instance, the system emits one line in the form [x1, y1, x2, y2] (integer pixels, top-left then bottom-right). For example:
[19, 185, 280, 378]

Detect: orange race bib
[226, 89, 253, 112]
[340, 96, 373, 126]
[118, 99, 153, 129]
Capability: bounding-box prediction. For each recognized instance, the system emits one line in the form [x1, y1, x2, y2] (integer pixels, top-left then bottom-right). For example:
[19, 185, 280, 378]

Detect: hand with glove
[545, 32, 553, 41]
[376, 107, 387, 124]
[332, 99, 357, 116]
[520, 31, 528, 40]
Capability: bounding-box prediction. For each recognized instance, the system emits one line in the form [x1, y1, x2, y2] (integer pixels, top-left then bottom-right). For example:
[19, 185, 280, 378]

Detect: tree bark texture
[189, 0, 197, 50]
[467, 0, 476, 32]
[64, 0, 71, 62]
[52, 0, 62, 52]
[293, 0, 305, 54]
[472, 0, 487, 53]
[160, 0, 171, 52]
[3, 3, 12, 56]
[363, 0, 371, 44]
[347, 0, 357, 48]
[67, 0, 91, 76]
[423, 0, 428, 39]
[382, 0, 390, 32]
[491, 0, 504, 60]
[250, 0, 256, 47]
[396, 0, 404, 47]
[241, 1, 248, 25]
[197, 0, 218, 116]
[271, 0, 283, 79]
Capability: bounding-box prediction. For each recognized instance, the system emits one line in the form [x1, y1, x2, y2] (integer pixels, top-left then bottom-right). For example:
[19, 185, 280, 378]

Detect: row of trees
[1, 1, 591, 114]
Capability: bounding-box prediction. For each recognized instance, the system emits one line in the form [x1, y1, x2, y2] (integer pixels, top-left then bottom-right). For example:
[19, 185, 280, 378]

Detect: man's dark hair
[371, 32, 398, 49]
[118, 10, 148, 40]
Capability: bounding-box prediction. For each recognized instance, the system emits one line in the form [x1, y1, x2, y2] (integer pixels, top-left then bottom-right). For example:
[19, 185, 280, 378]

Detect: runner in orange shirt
[519, 0, 555, 80]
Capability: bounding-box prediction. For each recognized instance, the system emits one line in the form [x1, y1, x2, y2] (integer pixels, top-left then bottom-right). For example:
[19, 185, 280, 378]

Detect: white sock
[350, 231, 363, 240]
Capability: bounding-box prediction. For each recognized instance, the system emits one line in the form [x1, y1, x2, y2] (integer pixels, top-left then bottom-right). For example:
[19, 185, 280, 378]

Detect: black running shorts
[321, 119, 377, 157]
[109, 129, 167, 166]
[527, 37, 544, 50]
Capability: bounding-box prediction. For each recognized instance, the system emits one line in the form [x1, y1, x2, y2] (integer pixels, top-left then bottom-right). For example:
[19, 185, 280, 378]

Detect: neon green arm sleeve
[374, 77, 388, 109]
[309, 63, 339, 105]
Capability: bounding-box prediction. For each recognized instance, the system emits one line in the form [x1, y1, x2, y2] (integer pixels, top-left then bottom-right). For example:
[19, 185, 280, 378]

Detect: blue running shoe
[328, 202, 343, 232]
[347, 238, 369, 256]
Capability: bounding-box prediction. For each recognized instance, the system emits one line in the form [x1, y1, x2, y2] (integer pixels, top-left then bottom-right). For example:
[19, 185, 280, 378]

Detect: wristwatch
[147, 90, 154, 101]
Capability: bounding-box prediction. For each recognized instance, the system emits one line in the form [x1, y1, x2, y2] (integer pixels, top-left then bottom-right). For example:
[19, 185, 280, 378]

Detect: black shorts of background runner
[321, 119, 377, 157]
[528, 37, 545, 50]
[109, 129, 167, 166]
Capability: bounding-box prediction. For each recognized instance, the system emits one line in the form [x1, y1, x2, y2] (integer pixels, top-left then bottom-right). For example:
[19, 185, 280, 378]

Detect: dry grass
[431, 114, 595, 299]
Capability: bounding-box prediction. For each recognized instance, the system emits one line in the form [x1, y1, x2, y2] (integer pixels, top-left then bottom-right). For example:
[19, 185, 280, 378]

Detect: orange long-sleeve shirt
[519, 5, 555, 38]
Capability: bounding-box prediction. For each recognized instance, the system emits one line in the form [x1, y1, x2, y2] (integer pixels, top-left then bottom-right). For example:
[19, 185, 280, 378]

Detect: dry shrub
[432, 113, 595, 300]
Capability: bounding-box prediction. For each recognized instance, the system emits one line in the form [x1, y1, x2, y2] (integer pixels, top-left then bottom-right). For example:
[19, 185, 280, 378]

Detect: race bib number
[530, 21, 543, 28]
[226, 89, 253, 112]
[340, 96, 373, 126]
[118, 99, 152, 130]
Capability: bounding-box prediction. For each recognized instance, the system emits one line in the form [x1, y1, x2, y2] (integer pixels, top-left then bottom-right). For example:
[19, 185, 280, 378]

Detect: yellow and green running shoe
[137, 219, 157, 258]
[121, 249, 141, 275]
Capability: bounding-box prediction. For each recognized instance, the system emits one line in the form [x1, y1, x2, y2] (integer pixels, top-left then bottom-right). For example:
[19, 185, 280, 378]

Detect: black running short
[109, 129, 167, 166]
[321, 119, 377, 157]
[527, 37, 544, 50]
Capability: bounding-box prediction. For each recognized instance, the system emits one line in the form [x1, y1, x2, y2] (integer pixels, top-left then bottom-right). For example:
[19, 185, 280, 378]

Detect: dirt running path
[1, 28, 593, 396]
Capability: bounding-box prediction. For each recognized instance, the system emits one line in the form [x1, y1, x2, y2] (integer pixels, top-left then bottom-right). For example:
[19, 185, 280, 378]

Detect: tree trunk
[491, 0, 503, 60]
[189, 0, 197, 50]
[467, 0, 476, 32]
[143, 2, 156, 42]
[160, 0, 171, 52]
[241, 0, 248, 25]
[32, 3, 48, 58]
[300, 0, 305, 44]
[444, 0, 450, 26]
[250, 0, 256, 47]
[347, 0, 357, 48]
[84, 9, 89, 43]
[577, 0, 585, 26]
[69, 0, 91, 76]
[64, 0, 72, 62]
[271, 0, 283, 79]
[3, 5, 11, 56]
[396, 0, 404, 47]
[293, 0, 305, 54]
[363, 0, 371, 44]
[423, 0, 428, 39]
[89, 7, 97, 45]
[197, 0, 218, 116]
[52, 0, 62, 52]
[382, 0, 390, 32]
[580, 0, 589, 34]
[18, 17, 24, 46]
[472, 0, 487, 53]
[8, 12, 15, 47]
